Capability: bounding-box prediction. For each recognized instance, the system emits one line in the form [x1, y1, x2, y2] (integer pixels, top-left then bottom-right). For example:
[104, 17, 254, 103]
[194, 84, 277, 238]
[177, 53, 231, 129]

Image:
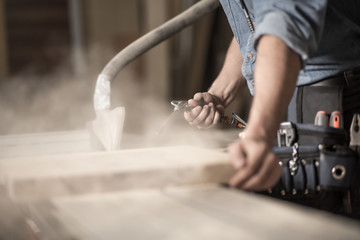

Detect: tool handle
[329, 111, 343, 128]
[314, 110, 328, 126]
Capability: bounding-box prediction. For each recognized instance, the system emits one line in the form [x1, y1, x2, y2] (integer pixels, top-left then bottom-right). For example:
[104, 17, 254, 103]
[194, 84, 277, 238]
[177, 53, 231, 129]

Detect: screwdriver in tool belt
[314, 110, 328, 126]
[330, 110, 343, 128]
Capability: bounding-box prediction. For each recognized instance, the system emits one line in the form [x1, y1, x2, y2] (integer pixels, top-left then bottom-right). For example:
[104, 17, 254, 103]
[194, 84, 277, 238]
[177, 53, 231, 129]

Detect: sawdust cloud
[0, 5, 246, 239]
[0, 49, 239, 151]
[0, 51, 150, 136]
[0, 69, 95, 135]
[0, 42, 245, 240]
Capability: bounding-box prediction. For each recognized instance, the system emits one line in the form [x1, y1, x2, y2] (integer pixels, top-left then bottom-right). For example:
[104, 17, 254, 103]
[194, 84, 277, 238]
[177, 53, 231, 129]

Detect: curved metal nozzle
[93, 0, 221, 112]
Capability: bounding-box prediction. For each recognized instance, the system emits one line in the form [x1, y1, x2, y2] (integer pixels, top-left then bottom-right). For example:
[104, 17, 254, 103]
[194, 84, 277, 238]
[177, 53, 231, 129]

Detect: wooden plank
[50, 187, 257, 240]
[0, 146, 234, 200]
[0, 127, 238, 159]
[27, 185, 360, 240]
[0, 130, 92, 159]
[166, 186, 360, 240]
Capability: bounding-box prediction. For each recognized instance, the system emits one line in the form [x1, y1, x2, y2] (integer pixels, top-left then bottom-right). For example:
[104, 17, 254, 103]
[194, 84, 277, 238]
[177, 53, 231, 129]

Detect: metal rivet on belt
[332, 165, 346, 180]
[315, 161, 320, 167]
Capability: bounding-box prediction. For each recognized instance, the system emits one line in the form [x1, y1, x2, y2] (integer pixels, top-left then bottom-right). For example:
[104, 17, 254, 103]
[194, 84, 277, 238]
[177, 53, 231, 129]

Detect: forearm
[208, 37, 246, 108]
[245, 35, 301, 143]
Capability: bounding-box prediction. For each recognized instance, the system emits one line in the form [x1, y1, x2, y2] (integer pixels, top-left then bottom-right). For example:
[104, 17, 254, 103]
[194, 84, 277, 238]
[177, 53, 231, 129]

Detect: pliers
[171, 100, 247, 129]
[350, 113, 360, 147]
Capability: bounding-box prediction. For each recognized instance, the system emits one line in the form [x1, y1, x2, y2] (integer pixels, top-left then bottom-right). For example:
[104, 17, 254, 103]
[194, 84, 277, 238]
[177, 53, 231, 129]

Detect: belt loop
[344, 70, 353, 86]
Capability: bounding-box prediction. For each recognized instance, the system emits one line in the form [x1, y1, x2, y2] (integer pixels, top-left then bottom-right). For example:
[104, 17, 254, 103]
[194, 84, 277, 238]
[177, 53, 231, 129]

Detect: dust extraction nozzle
[91, 0, 220, 150]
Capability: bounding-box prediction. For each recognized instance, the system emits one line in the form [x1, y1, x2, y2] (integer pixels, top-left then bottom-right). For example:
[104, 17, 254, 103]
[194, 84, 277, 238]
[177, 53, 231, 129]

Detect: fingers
[211, 111, 222, 128]
[230, 151, 281, 191]
[193, 92, 203, 102]
[228, 140, 266, 187]
[184, 105, 217, 129]
[190, 92, 217, 107]
[190, 92, 212, 107]
[240, 154, 282, 191]
[201, 92, 214, 103]
[191, 105, 212, 126]
[188, 94, 201, 108]
[228, 139, 282, 191]
[184, 105, 202, 122]
[201, 103, 218, 128]
[184, 92, 223, 128]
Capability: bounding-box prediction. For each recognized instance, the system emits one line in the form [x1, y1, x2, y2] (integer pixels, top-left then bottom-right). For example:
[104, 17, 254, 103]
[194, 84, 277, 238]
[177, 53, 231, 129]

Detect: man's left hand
[228, 137, 282, 191]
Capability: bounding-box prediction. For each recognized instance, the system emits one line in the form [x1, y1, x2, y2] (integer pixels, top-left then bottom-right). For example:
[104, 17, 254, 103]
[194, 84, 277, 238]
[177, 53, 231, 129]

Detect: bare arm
[185, 37, 246, 128]
[208, 37, 246, 107]
[228, 35, 301, 190]
[247, 35, 300, 142]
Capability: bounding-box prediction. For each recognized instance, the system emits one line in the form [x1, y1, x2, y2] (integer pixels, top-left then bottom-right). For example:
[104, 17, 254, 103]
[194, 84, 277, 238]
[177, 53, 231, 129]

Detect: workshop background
[0, 0, 251, 136]
[2, 2, 360, 239]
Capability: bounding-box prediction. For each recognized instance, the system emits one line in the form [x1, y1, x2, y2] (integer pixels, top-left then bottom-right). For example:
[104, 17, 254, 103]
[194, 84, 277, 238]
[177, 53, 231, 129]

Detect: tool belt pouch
[296, 85, 343, 124]
[268, 122, 357, 198]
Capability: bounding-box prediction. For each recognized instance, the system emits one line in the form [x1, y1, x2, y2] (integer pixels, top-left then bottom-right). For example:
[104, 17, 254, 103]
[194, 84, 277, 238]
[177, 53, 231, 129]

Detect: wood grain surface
[25, 185, 360, 240]
[0, 146, 234, 200]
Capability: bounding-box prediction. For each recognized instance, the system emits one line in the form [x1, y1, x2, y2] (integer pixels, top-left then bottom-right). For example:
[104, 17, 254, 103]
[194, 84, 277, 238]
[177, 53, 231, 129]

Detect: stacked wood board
[0, 145, 234, 200]
[1, 130, 360, 240]
[25, 185, 360, 240]
[0, 130, 92, 159]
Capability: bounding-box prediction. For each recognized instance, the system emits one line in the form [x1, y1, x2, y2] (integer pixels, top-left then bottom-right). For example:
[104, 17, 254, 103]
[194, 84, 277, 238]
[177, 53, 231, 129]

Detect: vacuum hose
[93, 0, 221, 112]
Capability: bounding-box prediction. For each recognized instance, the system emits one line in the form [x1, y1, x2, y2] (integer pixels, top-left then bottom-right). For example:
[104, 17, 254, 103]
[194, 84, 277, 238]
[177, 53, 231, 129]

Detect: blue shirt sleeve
[253, 0, 328, 64]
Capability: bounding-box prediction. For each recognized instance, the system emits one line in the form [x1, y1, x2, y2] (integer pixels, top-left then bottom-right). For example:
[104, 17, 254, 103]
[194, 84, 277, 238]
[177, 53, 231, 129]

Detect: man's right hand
[184, 92, 225, 129]
[184, 37, 245, 129]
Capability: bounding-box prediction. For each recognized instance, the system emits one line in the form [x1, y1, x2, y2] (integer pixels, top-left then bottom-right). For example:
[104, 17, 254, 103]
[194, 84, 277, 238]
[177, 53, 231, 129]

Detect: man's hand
[184, 92, 224, 129]
[225, 35, 301, 191]
[228, 137, 282, 191]
[184, 38, 245, 129]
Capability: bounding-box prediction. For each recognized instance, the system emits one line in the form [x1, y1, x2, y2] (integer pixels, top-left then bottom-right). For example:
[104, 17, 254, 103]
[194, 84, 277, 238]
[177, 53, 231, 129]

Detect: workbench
[1, 129, 359, 240]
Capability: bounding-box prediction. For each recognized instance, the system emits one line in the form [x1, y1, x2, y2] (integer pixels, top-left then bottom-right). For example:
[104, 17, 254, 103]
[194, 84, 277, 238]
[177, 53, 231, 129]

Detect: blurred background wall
[0, 0, 251, 135]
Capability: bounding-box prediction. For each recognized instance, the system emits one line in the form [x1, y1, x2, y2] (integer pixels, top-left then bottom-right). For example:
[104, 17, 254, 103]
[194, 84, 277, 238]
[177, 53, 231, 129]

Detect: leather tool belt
[294, 66, 360, 127]
[270, 122, 356, 196]
[267, 66, 360, 216]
